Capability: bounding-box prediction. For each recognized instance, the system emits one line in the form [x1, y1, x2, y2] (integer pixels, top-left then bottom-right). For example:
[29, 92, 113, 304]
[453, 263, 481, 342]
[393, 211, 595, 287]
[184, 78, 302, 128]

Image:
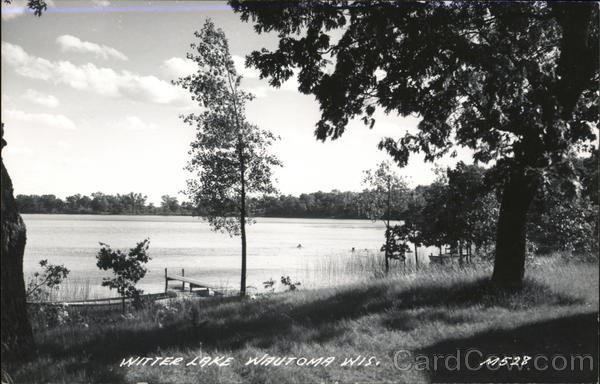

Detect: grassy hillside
[6, 257, 598, 384]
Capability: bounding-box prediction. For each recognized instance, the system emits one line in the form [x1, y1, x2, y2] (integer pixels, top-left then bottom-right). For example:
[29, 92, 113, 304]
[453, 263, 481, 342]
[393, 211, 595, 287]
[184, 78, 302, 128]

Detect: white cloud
[115, 116, 158, 131]
[244, 86, 268, 98]
[280, 69, 300, 92]
[91, 0, 111, 6]
[56, 35, 128, 61]
[163, 57, 196, 78]
[3, 145, 33, 157]
[1, 0, 27, 20]
[1, 42, 54, 80]
[2, 42, 192, 107]
[232, 55, 260, 79]
[4, 109, 77, 130]
[21, 89, 60, 108]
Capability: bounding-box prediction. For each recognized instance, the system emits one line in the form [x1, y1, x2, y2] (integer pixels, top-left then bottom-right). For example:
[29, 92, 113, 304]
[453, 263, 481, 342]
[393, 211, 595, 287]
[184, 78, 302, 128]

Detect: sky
[1, 0, 474, 204]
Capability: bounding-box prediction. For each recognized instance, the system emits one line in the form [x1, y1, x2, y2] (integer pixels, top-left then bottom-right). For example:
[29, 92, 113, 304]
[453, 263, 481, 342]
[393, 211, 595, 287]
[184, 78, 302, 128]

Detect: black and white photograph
[1, 1, 598, 383]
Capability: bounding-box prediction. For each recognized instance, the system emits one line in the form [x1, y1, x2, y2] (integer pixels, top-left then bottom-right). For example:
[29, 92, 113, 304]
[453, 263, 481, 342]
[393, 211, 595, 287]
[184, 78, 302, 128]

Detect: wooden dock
[164, 268, 224, 296]
[27, 269, 227, 310]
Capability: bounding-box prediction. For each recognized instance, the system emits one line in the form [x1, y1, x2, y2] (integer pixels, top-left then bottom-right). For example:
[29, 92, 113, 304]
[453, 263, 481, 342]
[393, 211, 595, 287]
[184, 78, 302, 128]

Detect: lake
[22, 214, 428, 298]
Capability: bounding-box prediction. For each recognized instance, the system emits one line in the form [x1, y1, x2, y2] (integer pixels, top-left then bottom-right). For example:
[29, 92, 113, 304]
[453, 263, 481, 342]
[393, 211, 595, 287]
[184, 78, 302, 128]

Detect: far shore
[21, 212, 387, 221]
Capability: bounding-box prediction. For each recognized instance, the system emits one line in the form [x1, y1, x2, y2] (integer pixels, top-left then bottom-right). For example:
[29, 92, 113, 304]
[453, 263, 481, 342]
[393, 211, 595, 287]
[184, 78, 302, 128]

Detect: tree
[400, 187, 427, 267]
[1, 1, 49, 357]
[528, 155, 598, 256]
[446, 162, 499, 262]
[160, 194, 180, 215]
[361, 161, 407, 272]
[96, 239, 151, 312]
[121, 192, 147, 215]
[231, 1, 598, 287]
[1, 124, 34, 357]
[2, 0, 47, 16]
[175, 20, 281, 297]
[91, 192, 109, 213]
[418, 178, 450, 251]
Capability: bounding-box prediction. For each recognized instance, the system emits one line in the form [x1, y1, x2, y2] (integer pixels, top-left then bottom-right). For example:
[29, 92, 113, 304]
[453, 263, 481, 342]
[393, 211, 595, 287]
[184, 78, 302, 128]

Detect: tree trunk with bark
[492, 167, 538, 287]
[239, 136, 247, 298]
[1, 125, 34, 358]
[240, 208, 247, 297]
[384, 178, 391, 273]
[414, 243, 418, 270]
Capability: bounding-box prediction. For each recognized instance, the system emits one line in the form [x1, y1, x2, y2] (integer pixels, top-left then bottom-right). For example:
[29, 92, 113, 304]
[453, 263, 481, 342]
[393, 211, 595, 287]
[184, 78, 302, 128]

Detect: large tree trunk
[492, 167, 537, 287]
[1, 125, 34, 358]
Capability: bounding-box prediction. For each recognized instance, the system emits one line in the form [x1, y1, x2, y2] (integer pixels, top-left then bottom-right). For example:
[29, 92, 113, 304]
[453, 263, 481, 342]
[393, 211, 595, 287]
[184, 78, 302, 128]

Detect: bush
[26, 259, 70, 302]
[96, 238, 151, 309]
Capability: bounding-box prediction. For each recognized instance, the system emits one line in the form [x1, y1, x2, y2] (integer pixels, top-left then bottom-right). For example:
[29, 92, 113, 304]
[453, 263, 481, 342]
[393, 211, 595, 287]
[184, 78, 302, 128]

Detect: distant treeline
[16, 193, 196, 216]
[15, 155, 598, 255]
[15, 191, 376, 219]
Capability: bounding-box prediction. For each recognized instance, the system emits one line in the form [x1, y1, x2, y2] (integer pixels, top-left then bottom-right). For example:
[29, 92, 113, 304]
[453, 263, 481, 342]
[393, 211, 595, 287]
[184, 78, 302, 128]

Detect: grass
[42, 278, 97, 302]
[5, 256, 598, 384]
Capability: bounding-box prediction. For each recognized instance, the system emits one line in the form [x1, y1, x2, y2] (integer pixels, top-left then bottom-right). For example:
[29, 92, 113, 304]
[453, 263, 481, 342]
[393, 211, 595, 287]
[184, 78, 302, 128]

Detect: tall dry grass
[8, 254, 598, 384]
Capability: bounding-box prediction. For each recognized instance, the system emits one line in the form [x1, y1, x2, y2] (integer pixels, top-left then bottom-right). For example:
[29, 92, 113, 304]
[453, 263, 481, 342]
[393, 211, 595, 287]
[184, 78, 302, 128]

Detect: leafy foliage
[26, 259, 70, 302]
[382, 226, 409, 262]
[231, 1, 598, 284]
[16, 192, 196, 216]
[360, 161, 408, 222]
[175, 19, 281, 236]
[95, 239, 151, 301]
[528, 156, 598, 256]
[2, 0, 47, 16]
[361, 161, 408, 271]
[175, 19, 281, 296]
[280, 276, 301, 291]
[232, 2, 597, 171]
[389, 163, 499, 258]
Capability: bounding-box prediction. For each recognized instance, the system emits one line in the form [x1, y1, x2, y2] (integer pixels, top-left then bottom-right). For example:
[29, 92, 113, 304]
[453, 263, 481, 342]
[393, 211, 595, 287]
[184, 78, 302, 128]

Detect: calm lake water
[22, 214, 427, 298]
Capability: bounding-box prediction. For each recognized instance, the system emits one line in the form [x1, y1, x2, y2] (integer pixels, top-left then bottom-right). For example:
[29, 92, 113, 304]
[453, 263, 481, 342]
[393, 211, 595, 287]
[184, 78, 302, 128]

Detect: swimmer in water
[297, 243, 302, 248]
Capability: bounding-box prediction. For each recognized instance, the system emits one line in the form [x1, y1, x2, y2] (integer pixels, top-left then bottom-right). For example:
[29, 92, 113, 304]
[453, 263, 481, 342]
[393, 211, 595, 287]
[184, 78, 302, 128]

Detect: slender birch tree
[176, 20, 281, 297]
[361, 161, 408, 273]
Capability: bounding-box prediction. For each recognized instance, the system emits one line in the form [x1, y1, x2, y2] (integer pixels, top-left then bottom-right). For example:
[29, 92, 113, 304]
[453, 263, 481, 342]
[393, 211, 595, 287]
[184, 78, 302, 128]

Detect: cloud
[232, 55, 260, 79]
[115, 116, 158, 131]
[4, 109, 76, 130]
[280, 69, 300, 92]
[244, 86, 268, 98]
[21, 89, 60, 108]
[56, 35, 128, 61]
[162, 57, 196, 78]
[2, 42, 192, 106]
[1, 42, 54, 80]
[91, 0, 111, 6]
[1, 0, 27, 20]
[3, 145, 33, 157]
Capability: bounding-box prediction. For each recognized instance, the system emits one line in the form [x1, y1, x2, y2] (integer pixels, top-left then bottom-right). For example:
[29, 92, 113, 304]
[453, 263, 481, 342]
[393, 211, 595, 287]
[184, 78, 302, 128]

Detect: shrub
[26, 259, 70, 302]
[96, 238, 151, 311]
